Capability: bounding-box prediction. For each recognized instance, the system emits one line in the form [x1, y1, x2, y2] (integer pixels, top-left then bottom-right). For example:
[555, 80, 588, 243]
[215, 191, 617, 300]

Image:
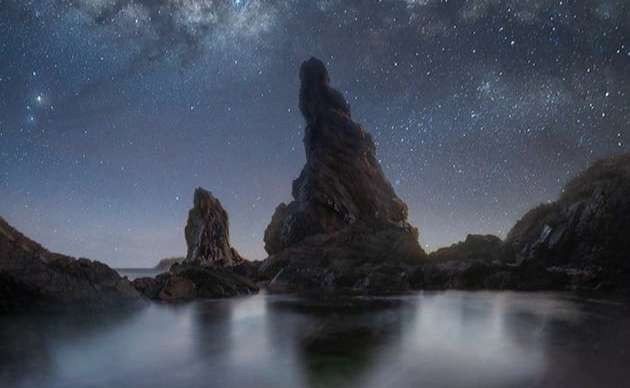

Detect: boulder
[0, 217, 142, 311]
[184, 188, 245, 267]
[260, 57, 426, 294]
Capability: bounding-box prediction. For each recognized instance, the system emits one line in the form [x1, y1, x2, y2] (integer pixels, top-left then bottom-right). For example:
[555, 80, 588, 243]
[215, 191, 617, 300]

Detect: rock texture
[260, 57, 426, 294]
[0, 217, 141, 312]
[505, 153, 630, 290]
[415, 153, 630, 291]
[132, 264, 258, 301]
[131, 188, 258, 302]
[184, 188, 245, 267]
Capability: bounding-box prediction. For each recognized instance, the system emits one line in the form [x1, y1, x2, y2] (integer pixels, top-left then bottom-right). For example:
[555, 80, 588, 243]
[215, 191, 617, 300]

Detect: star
[1, 0, 628, 265]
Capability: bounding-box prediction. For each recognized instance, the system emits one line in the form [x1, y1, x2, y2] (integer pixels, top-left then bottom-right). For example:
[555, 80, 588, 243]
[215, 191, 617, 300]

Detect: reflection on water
[1, 292, 629, 388]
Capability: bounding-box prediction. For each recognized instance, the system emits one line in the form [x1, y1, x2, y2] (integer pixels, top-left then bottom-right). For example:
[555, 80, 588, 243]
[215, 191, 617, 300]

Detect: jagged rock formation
[132, 188, 257, 302]
[260, 57, 426, 294]
[505, 153, 630, 290]
[184, 188, 244, 267]
[0, 217, 141, 312]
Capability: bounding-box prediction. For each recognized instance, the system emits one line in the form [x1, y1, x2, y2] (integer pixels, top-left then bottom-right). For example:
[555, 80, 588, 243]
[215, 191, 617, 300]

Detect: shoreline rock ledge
[260, 57, 427, 294]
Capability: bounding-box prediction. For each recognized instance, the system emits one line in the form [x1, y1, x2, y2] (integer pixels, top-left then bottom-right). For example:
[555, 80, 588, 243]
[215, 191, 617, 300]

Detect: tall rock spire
[262, 58, 426, 293]
[184, 188, 244, 267]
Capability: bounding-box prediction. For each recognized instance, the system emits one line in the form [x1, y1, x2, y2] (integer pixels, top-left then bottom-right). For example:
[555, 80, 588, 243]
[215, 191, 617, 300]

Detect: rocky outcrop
[184, 188, 245, 267]
[0, 217, 141, 312]
[260, 58, 426, 294]
[414, 153, 630, 292]
[505, 153, 630, 290]
[405, 234, 566, 290]
[131, 188, 258, 302]
[132, 264, 258, 301]
[412, 234, 512, 290]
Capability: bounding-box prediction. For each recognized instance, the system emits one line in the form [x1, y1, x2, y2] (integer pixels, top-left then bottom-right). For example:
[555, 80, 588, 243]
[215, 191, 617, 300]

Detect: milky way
[1, 0, 629, 266]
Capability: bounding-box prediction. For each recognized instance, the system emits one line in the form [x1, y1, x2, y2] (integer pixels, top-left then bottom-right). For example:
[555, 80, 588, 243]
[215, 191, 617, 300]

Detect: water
[1, 291, 628, 388]
[116, 268, 163, 280]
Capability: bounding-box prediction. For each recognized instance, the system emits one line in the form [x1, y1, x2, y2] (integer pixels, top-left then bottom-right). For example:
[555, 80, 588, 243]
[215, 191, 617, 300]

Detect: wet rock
[261, 58, 426, 294]
[184, 188, 245, 267]
[134, 264, 258, 302]
[158, 276, 196, 302]
[174, 265, 258, 298]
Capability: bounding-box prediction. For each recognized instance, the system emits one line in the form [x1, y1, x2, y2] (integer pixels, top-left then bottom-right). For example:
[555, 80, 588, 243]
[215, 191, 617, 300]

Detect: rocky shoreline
[0, 217, 142, 312]
[1, 58, 629, 311]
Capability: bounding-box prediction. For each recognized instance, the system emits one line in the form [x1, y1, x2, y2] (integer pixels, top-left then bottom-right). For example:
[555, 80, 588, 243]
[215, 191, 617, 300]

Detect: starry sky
[1, 0, 628, 267]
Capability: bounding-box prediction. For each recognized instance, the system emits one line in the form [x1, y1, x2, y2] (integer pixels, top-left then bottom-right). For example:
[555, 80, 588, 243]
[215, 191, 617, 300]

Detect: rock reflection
[0, 292, 628, 388]
[361, 291, 582, 388]
[266, 296, 416, 388]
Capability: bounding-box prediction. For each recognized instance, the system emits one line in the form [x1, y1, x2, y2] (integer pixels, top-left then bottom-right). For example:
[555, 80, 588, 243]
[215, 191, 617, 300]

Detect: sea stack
[184, 187, 245, 267]
[131, 188, 257, 301]
[261, 57, 426, 293]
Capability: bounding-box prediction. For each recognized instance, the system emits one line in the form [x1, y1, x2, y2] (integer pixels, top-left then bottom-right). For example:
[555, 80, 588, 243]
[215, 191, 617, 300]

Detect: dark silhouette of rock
[429, 234, 504, 262]
[130, 275, 166, 300]
[132, 264, 258, 302]
[414, 258, 566, 291]
[184, 188, 245, 267]
[0, 217, 141, 312]
[260, 57, 426, 294]
[412, 234, 513, 290]
[415, 153, 630, 292]
[158, 275, 196, 302]
[506, 153, 630, 290]
[131, 189, 258, 301]
[172, 264, 258, 298]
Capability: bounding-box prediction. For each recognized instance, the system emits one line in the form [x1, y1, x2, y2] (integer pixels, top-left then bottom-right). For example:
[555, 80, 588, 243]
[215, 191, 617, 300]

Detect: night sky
[1, 1, 628, 267]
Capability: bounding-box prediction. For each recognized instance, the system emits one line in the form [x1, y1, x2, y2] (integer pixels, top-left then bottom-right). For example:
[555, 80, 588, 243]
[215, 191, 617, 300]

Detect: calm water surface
[1, 291, 629, 388]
